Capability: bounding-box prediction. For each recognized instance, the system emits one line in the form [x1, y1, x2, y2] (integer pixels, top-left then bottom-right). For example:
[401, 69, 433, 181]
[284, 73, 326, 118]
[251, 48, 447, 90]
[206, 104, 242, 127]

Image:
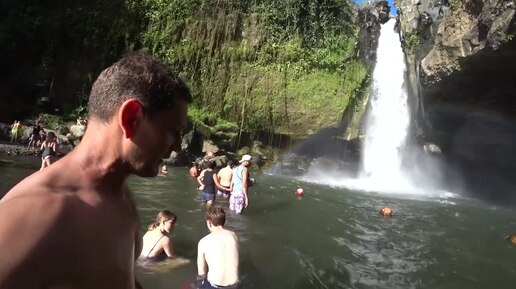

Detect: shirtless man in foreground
[0, 52, 191, 289]
[197, 207, 240, 289]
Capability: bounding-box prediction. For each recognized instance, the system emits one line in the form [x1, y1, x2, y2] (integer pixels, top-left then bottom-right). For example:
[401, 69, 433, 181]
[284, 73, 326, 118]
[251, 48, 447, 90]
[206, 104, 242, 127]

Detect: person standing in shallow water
[40, 131, 59, 170]
[217, 160, 234, 198]
[197, 207, 240, 289]
[0, 52, 192, 289]
[197, 161, 226, 207]
[140, 210, 177, 262]
[230, 154, 252, 214]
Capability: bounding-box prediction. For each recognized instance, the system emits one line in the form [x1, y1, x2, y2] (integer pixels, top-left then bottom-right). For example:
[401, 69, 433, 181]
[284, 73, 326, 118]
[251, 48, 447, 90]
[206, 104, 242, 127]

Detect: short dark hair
[208, 160, 216, 169]
[88, 52, 192, 122]
[206, 207, 225, 226]
[227, 160, 234, 167]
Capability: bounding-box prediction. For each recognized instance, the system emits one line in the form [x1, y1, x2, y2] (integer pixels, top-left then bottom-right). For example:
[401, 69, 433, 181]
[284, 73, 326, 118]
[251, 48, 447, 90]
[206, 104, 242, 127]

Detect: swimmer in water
[160, 164, 169, 176]
[140, 210, 177, 263]
[379, 207, 393, 217]
[190, 162, 199, 178]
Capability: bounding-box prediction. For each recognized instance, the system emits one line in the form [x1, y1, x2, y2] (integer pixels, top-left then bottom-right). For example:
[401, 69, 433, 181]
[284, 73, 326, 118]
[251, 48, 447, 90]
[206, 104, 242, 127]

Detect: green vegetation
[2, 0, 368, 137]
[404, 32, 421, 52]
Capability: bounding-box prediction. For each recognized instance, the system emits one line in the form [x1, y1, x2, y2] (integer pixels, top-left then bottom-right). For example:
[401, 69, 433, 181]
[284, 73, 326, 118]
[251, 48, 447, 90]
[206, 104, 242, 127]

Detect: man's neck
[64, 121, 129, 193]
[210, 226, 224, 233]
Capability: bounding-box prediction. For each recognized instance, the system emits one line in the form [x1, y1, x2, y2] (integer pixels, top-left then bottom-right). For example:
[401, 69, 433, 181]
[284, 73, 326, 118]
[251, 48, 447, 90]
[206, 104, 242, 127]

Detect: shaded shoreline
[0, 142, 40, 157]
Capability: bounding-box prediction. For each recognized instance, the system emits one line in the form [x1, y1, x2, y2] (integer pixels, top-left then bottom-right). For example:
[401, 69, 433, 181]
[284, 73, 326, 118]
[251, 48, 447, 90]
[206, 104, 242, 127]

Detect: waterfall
[360, 19, 412, 191]
[274, 18, 450, 197]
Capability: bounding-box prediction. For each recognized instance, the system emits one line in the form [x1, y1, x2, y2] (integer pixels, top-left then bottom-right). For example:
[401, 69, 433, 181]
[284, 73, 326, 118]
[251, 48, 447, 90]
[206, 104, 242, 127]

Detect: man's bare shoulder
[3, 171, 54, 201]
[0, 161, 93, 223]
[0, 170, 76, 229]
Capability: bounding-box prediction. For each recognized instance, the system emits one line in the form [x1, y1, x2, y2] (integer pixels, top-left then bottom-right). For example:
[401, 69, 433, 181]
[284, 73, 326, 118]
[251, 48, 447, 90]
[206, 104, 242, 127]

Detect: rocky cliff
[397, 0, 516, 204]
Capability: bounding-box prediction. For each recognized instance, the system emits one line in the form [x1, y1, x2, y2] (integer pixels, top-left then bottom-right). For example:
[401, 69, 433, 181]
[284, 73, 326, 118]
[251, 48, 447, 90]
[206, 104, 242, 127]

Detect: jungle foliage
[1, 0, 367, 136]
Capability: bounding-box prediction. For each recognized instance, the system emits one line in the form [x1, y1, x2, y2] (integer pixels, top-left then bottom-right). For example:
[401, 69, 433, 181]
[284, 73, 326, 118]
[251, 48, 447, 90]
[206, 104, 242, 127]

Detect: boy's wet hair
[206, 207, 226, 226]
[88, 52, 192, 122]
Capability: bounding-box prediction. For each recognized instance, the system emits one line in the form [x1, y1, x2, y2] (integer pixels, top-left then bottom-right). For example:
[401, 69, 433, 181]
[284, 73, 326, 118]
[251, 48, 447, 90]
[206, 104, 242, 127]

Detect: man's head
[87, 52, 192, 177]
[239, 154, 252, 167]
[206, 207, 226, 229]
[227, 160, 234, 168]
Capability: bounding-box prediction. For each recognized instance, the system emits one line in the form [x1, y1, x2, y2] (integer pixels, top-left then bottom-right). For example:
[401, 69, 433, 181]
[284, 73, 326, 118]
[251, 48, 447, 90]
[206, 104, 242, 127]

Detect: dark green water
[1, 156, 516, 289]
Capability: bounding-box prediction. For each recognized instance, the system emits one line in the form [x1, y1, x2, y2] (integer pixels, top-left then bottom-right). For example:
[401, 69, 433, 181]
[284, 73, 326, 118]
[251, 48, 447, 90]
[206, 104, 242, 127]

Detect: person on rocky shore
[27, 121, 42, 149]
[9, 120, 20, 143]
[0, 52, 191, 289]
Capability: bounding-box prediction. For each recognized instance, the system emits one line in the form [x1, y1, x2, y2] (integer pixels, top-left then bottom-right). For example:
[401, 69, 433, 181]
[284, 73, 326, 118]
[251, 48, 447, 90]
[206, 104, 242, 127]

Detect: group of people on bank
[8, 120, 60, 170]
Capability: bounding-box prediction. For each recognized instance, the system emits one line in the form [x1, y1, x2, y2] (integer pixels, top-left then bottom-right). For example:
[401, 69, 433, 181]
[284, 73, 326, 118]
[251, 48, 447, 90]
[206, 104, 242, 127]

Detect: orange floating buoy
[295, 188, 304, 197]
[380, 207, 393, 217]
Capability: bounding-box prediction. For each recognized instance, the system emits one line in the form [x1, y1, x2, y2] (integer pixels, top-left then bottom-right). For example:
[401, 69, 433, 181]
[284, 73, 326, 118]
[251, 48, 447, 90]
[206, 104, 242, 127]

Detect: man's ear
[119, 99, 143, 139]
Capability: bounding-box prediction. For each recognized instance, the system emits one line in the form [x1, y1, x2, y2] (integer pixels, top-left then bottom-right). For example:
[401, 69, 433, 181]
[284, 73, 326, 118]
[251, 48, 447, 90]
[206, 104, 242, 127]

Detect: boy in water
[197, 207, 240, 289]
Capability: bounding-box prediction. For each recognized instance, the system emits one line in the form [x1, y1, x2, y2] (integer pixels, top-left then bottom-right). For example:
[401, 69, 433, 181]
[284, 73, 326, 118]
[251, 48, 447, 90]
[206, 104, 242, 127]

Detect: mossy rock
[213, 130, 237, 140]
[237, 146, 250, 156]
[195, 121, 212, 138]
[213, 122, 239, 133]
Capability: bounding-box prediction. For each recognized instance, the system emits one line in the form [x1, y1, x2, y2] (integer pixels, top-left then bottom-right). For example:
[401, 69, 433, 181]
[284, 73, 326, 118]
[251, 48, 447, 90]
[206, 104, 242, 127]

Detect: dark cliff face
[357, 7, 383, 65]
[398, 0, 516, 205]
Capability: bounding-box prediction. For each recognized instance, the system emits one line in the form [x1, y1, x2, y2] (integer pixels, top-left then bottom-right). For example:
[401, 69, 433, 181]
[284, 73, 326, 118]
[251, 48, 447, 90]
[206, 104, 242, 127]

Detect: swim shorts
[200, 279, 241, 289]
[201, 192, 216, 202]
[229, 194, 245, 214]
[217, 186, 230, 198]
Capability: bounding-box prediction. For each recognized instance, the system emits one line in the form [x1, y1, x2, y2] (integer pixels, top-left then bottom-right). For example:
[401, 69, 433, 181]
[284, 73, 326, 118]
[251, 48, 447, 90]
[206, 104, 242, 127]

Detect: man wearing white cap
[229, 154, 252, 214]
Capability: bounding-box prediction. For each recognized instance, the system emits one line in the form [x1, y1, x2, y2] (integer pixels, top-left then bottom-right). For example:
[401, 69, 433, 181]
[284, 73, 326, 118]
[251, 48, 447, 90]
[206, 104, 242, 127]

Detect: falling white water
[289, 18, 455, 198]
[360, 19, 412, 192]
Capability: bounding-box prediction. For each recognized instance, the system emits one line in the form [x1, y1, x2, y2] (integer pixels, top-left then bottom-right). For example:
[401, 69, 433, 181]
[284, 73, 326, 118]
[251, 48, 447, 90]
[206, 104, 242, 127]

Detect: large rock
[70, 124, 86, 138]
[420, 0, 516, 85]
[397, 0, 516, 205]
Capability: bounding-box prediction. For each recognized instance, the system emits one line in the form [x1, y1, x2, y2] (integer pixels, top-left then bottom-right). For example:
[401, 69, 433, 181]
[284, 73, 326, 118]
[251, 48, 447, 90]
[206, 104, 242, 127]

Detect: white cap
[239, 154, 252, 163]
